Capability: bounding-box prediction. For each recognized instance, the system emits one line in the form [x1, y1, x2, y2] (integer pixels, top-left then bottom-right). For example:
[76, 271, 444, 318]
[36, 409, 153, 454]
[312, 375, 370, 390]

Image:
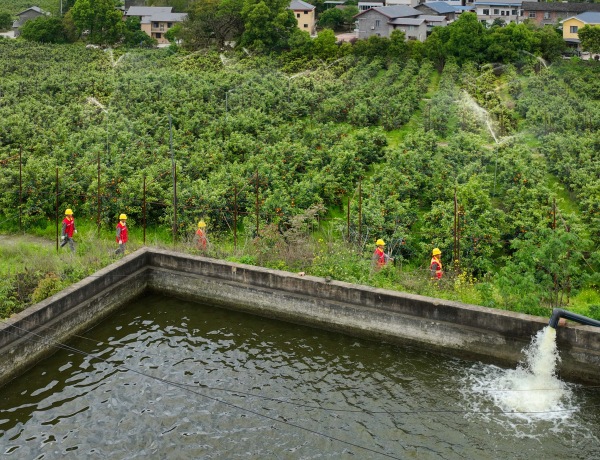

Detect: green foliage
[0, 1, 58, 16]
[71, 0, 124, 45]
[19, 16, 71, 44]
[537, 25, 566, 62]
[0, 11, 12, 30]
[578, 24, 600, 55]
[30, 272, 63, 303]
[424, 14, 565, 68]
[317, 6, 357, 32]
[0, 40, 598, 318]
[485, 22, 540, 64]
[124, 16, 157, 48]
[317, 7, 345, 31]
[240, 0, 297, 51]
[496, 228, 588, 314]
[181, 0, 244, 49]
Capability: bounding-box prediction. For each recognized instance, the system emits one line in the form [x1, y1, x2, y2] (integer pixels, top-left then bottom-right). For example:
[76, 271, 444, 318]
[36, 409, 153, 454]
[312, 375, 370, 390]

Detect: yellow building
[562, 11, 600, 49]
[290, 0, 317, 35]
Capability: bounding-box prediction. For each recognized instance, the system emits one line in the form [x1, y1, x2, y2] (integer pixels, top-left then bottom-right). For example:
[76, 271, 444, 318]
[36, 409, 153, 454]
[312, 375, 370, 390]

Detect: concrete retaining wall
[1, 247, 599, 387]
[0, 250, 149, 385]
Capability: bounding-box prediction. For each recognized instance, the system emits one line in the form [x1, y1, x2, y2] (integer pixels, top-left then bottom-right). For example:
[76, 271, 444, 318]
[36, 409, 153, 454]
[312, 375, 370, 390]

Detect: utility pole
[169, 114, 177, 243]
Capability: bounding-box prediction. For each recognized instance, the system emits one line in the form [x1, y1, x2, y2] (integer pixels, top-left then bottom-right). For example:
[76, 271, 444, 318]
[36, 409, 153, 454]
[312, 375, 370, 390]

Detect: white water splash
[520, 50, 548, 69]
[458, 91, 500, 144]
[462, 326, 576, 427]
[488, 327, 567, 415]
[106, 48, 128, 68]
[86, 96, 107, 113]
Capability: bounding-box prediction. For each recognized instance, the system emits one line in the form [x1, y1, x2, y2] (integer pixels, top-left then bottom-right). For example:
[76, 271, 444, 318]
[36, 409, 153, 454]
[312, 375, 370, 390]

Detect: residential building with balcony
[125, 6, 187, 44]
[474, 0, 522, 25]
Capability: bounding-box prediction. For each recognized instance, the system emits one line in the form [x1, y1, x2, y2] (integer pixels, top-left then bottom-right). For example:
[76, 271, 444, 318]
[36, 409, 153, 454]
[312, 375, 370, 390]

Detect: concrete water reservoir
[1, 247, 599, 386]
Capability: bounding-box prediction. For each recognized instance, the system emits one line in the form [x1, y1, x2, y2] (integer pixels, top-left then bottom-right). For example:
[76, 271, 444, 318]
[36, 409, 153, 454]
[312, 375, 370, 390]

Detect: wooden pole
[454, 188, 458, 267]
[347, 196, 350, 242]
[255, 168, 259, 237]
[358, 178, 362, 245]
[143, 175, 146, 246]
[19, 146, 22, 233]
[234, 184, 238, 250]
[97, 148, 101, 234]
[173, 162, 177, 244]
[55, 167, 59, 252]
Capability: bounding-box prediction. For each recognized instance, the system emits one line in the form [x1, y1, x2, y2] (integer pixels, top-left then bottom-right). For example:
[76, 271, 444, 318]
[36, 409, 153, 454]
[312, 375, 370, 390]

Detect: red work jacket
[62, 217, 75, 238]
[116, 221, 128, 243]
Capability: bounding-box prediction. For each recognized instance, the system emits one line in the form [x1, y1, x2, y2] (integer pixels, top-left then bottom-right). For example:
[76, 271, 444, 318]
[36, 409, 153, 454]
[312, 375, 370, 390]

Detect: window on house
[493, 9, 499, 15]
[375, 19, 380, 27]
[297, 13, 300, 17]
[304, 23, 308, 27]
[511, 9, 518, 15]
[528, 12, 536, 18]
[155, 33, 161, 38]
[304, 11, 308, 14]
[483, 8, 489, 15]
[570, 25, 578, 33]
[153, 22, 158, 28]
[167, 22, 172, 27]
[544, 12, 550, 19]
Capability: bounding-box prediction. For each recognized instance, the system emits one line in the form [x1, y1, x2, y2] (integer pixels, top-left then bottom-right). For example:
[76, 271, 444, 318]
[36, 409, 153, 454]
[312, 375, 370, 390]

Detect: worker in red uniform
[430, 248, 443, 280]
[115, 213, 128, 256]
[195, 220, 208, 251]
[60, 208, 77, 252]
[372, 239, 393, 271]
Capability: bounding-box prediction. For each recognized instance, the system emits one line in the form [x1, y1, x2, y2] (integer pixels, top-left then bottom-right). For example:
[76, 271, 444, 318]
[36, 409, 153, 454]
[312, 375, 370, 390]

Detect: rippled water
[1, 294, 599, 459]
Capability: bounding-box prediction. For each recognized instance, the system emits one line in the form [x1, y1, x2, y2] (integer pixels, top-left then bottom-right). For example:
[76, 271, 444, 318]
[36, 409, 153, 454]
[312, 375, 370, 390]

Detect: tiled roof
[126, 6, 173, 16]
[421, 2, 456, 14]
[571, 11, 600, 24]
[357, 5, 421, 18]
[289, 0, 316, 10]
[521, 1, 600, 13]
[142, 12, 187, 22]
[474, 0, 522, 5]
[16, 6, 47, 16]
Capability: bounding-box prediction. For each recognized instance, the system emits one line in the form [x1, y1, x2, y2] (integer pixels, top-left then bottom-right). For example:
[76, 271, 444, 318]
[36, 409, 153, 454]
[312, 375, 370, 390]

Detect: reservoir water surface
[1, 294, 599, 459]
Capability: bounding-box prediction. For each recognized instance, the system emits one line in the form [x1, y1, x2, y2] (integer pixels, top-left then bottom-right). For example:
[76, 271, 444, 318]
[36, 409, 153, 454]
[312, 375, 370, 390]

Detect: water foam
[462, 326, 577, 425]
[489, 327, 568, 416]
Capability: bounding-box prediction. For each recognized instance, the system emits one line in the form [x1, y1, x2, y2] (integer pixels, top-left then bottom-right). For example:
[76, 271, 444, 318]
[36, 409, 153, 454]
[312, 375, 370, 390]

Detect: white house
[473, 0, 523, 25]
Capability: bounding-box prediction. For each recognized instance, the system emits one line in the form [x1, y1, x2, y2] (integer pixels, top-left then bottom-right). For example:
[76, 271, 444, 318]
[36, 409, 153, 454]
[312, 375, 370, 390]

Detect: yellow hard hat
[198, 220, 206, 228]
[432, 248, 441, 256]
[65, 208, 73, 215]
[119, 213, 127, 220]
[376, 239, 385, 246]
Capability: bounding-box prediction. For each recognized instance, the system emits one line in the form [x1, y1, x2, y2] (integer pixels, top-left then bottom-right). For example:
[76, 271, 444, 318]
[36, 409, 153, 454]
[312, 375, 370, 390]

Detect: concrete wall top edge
[3, 246, 600, 384]
[146, 248, 551, 330]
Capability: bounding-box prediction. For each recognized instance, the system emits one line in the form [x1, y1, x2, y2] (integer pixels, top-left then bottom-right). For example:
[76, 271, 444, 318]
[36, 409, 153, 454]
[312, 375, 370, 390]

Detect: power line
[0, 321, 404, 459]
[1, 319, 593, 420]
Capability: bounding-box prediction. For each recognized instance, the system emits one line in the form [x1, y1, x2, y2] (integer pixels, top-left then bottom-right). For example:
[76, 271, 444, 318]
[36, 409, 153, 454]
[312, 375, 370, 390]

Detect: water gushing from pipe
[463, 326, 575, 425]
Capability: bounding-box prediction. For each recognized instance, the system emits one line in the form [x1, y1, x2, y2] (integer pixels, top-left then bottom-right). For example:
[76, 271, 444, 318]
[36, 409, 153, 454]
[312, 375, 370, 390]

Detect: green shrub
[31, 272, 63, 304]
